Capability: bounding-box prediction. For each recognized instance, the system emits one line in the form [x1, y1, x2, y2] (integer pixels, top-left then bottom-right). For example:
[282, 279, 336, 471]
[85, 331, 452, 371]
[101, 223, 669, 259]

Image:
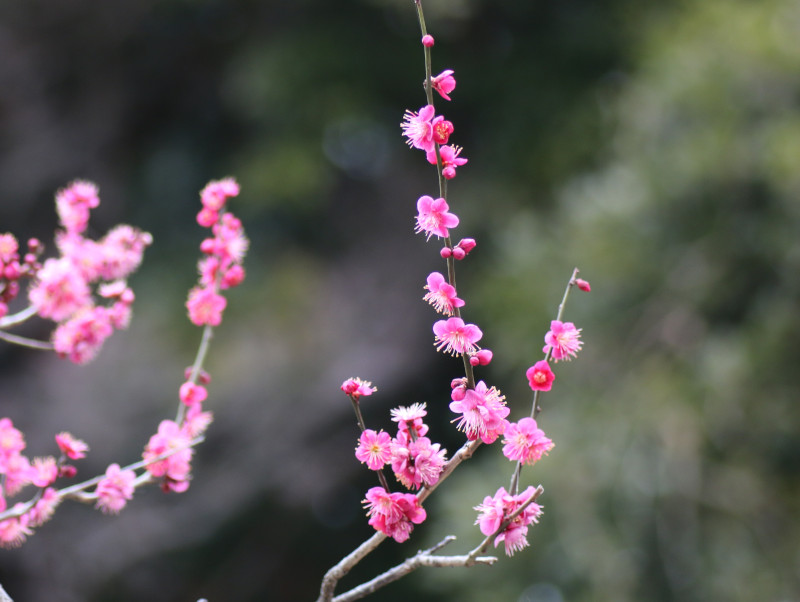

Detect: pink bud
[222, 264, 245, 288]
[575, 278, 591, 292]
[452, 247, 466, 260]
[469, 355, 480, 366]
[0, 302, 8, 320]
[421, 34, 435, 47]
[442, 166, 457, 180]
[475, 349, 493, 365]
[59, 465, 78, 479]
[440, 247, 453, 259]
[196, 207, 218, 228]
[200, 238, 217, 254]
[457, 238, 476, 254]
[4, 262, 20, 280]
[179, 381, 208, 406]
[27, 238, 41, 253]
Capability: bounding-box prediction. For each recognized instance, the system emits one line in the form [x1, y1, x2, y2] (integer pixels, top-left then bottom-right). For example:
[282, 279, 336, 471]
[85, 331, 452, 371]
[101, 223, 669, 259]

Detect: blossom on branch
[95, 463, 136, 515]
[475, 486, 543, 556]
[423, 271, 464, 316]
[415, 195, 459, 240]
[355, 429, 392, 471]
[433, 316, 482, 356]
[542, 320, 583, 362]
[449, 380, 509, 444]
[526, 360, 555, 392]
[501, 417, 554, 466]
[363, 487, 426, 543]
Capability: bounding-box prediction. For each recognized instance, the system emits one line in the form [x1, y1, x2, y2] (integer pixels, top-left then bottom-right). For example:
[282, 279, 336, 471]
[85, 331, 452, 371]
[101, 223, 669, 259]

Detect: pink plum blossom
[390, 432, 446, 489]
[415, 195, 459, 240]
[401, 105, 436, 152]
[179, 381, 208, 406]
[55, 180, 100, 234]
[543, 320, 583, 361]
[52, 306, 114, 365]
[341, 377, 377, 400]
[30, 456, 58, 487]
[186, 285, 227, 326]
[28, 257, 91, 322]
[355, 429, 392, 471]
[423, 271, 464, 316]
[430, 70, 456, 101]
[55, 432, 89, 460]
[526, 360, 555, 392]
[390, 403, 429, 438]
[142, 420, 194, 493]
[474, 486, 543, 556]
[363, 487, 426, 543]
[449, 380, 509, 444]
[95, 463, 136, 514]
[502, 417, 554, 465]
[200, 177, 240, 212]
[433, 316, 482, 356]
[0, 512, 32, 548]
[426, 144, 468, 179]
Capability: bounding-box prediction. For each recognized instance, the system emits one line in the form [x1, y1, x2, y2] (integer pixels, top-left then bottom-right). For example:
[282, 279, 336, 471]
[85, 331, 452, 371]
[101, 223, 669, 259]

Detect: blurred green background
[1, 0, 799, 601]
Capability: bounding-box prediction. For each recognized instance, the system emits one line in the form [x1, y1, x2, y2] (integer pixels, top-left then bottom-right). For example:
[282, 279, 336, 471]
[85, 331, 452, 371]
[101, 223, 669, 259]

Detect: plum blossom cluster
[0, 180, 153, 364]
[0, 179, 246, 548]
[475, 486, 544, 556]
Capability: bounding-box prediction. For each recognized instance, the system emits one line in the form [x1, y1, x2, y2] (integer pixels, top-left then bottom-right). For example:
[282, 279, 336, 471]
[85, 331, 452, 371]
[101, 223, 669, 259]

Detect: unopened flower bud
[574, 278, 591, 292]
[196, 208, 218, 228]
[442, 166, 457, 180]
[457, 238, 476, 254]
[59, 465, 78, 479]
[475, 349, 493, 365]
[452, 246, 466, 260]
[421, 34, 435, 47]
[440, 247, 453, 259]
[469, 355, 480, 366]
[27, 238, 41, 253]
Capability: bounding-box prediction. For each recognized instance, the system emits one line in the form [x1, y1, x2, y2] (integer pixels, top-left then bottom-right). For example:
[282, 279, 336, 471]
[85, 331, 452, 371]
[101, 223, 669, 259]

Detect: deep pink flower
[355, 429, 392, 471]
[543, 320, 583, 361]
[390, 402, 429, 438]
[96, 225, 153, 281]
[526, 360, 555, 392]
[340, 377, 377, 400]
[0, 418, 26, 459]
[423, 272, 464, 316]
[449, 380, 509, 444]
[179, 381, 208, 406]
[433, 316, 482, 356]
[0, 234, 19, 263]
[186, 285, 227, 327]
[183, 404, 214, 438]
[426, 145, 468, 180]
[200, 177, 240, 212]
[502, 417, 554, 465]
[55, 432, 89, 460]
[390, 432, 446, 489]
[95, 463, 136, 515]
[474, 486, 543, 556]
[143, 420, 194, 492]
[421, 34, 435, 47]
[0, 512, 32, 548]
[431, 118, 454, 146]
[401, 105, 436, 152]
[28, 257, 91, 322]
[55, 180, 100, 234]
[415, 196, 459, 240]
[363, 487, 426, 543]
[430, 70, 456, 101]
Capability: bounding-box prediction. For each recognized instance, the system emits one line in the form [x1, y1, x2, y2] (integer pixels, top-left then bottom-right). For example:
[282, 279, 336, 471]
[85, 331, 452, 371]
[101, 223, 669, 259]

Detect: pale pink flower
[211, 213, 249, 265]
[0, 233, 19, 263]
[430, 70, 456, 101]
[200, 177, 240, 212]
[449, 380, 509, 444]
[179, 381, 208, 407]
[0, 418, 26, 459]
[52, 306, 114, 364]
[415, 196, 459, 240]
[30, 456, 58, 487]
[28, 257, 91, 322]
[355, 429, 392, 471]
[543, 320, 583, 361]
[95, 463, 136, 514]
[390, 402, 429, 438]
[526, 360, 555, 392]
[502, 417, 554, 465]
[0, 511, 32, 548]
[1, 452, 32, 497]
[423, 272, 464, 316]
[55, 180, 100, 234]
[363, 487, 426, 543]
[390, 432, 446, 489]
[55, 432, 89, 460]
[143, 420, 193, 493]
[96, 225, 153, 281]
[340, 377, 377, 400]
[401, 105, 436, 152]
[474, 486, 543, 556]
[186, 285, 227, 326]
[433, 316, 482, 356]
[26, 487, 60, 527]
[183, 404, 214, 438]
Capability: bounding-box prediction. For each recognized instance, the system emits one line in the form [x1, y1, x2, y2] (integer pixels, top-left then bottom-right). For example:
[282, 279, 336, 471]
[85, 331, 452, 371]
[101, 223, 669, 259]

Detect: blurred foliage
[1, 0, 799, 601]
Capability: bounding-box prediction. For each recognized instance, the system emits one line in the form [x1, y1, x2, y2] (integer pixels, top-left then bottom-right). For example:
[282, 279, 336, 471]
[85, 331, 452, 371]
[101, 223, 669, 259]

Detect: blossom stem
[177, 323, 215, 424]
[0, 329, 54, 351]
[0, 305, 38, 328]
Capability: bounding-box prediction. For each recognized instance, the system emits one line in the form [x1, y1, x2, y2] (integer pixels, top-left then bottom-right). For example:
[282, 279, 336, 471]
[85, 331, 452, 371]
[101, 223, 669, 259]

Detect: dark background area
[1, 0, 799, 600]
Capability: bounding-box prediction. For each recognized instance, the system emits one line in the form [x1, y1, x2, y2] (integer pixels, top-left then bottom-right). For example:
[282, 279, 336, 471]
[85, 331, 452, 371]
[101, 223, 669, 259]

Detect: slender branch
[0, 305, 38, 328]
[0, 582, 13, 602]
[177, 323, 214, 424]
[0, 329, 53, 350]
[316, 532, 388, 602]
[331, 536, 496, 602]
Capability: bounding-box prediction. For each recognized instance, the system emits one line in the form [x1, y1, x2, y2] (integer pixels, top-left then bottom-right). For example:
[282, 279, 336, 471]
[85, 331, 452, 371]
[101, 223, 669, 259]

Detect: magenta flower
[142, 420, 194, 493]
[543, 320, 583, 361]
[474, 486, 543, 556]
[390, 402, 429, 437]
[55, 432, 89, 460]
[55, 180, 100, 235]
[179, 381, 208, 407]
[433, 316, 482, 356]
[449, 380, 510, 444]
[186, 285, 227, 327]
[0, 514, 32, 548]
[525, 360, 555, 392]
[502, 417, 554, 465]
[28, 257, 92, 322]
[363, 487, 426, 543]
[52, 306, 114, 365]
[423, 272, 464, 316]
[430, 69, 456, 101]
[390, 432, 446, 489]
[401, 105, 436, 152]
[415, 195, 459, 240]
[95, 463, 136, 515]
[355, 429, 392, 471]
[426, 144, 468, 179]
[200, 177, 240, 212]
[341, 377, 377, 400]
